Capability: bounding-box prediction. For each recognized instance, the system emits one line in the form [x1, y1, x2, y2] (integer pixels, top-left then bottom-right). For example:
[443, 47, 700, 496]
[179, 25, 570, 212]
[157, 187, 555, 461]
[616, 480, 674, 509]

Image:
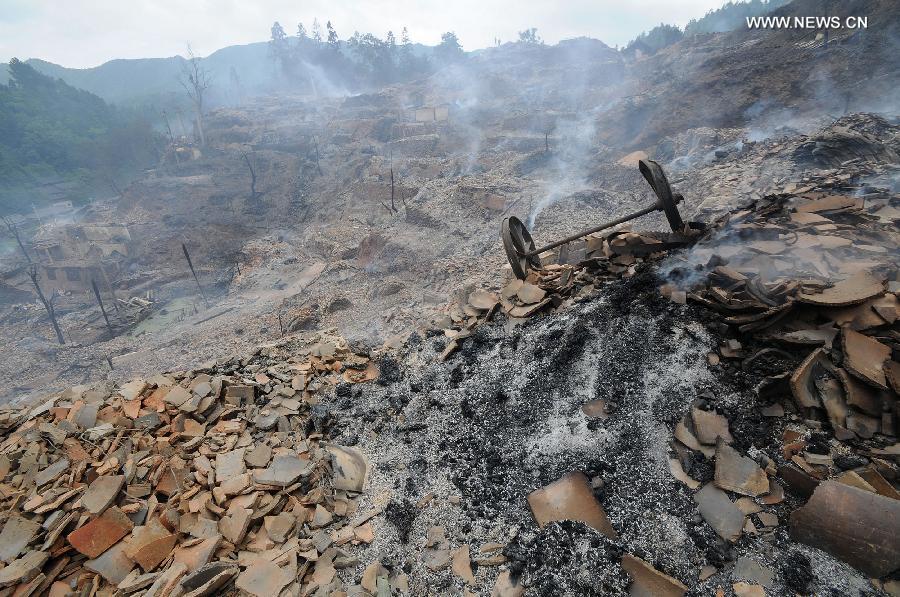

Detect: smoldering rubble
[0, 130, 897, 596]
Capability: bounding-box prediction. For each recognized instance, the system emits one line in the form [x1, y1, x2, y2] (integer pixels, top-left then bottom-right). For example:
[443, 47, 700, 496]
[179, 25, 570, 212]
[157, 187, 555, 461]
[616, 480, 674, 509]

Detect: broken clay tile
[0, 550, 49, 589]
[172, 535, 222, 573]
[691, 408, 733, 446]
[732, 581, 766, 597]
[842, 327, 891, 390]
[668, 458, 700, 490]
[452, 545, 477, 585]
[817, 377, 848, 430]
[758, 479, 785, 505]
[694, 483, 744, 542]
[219, 507, 252, 545]
[235, 560, 294, 597]
[264, 512, 295, 543]
[81, 474, 125, 515]
[327, 445, 367, 492]
[508, 298, 552, 318]
[735, 497, 762, 515]
[492, 570, 525, 597]
[144, 561, 188, 596]
[882, 360, 900, 394]
[179, 561, 239, 597]
[581, 399, 609, 420]
[84, 541, 135, 585]
[526, 471, 617, 539]
[733, 557, 773, 588]
[468, 289, 499, 311]
[856, 467, 900, 501]
[0, 516, 41, 564]
[797, 271, 884, 307]
[34, 457, 69, 486]
[214, 448, 247, 482]
[789, 348, 829, 410]
[777, 464, 819, 498]
[516, 282, 546, 304]
[846, 412, 880, 439]
[67, 505, 134, 558]
[361, 561, 388, 593]
[423, 548, 453, 571]
[621, 553, 687, 597]
[714, 439, 769, 497]
[244, 443, 272, 468]
[125, 518, 177, 571]
[163, 385, 192, 408]
[836, 470, 878, 494]
[790, 480, 900, 577]
[252, 454, 313, 487]
[674, 419, 715, 458]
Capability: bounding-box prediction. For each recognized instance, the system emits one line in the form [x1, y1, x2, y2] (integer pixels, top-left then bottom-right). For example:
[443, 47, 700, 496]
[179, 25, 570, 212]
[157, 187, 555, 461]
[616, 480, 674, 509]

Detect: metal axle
[501, 159, 686, 279]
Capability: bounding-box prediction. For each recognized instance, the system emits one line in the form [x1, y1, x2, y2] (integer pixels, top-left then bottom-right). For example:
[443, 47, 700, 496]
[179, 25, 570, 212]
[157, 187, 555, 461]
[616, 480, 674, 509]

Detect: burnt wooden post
[91, 279, 114, 335]
[27, 265, 64, 344]
[182, 243, 209, 308]
[242, 152, 257, 198]
[313, 136, 323, 175]
[389, 147, 396, 212]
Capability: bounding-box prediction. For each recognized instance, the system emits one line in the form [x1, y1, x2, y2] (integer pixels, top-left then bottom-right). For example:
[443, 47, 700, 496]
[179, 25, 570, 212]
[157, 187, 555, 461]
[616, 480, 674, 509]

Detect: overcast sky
[0, 0, 725, 69]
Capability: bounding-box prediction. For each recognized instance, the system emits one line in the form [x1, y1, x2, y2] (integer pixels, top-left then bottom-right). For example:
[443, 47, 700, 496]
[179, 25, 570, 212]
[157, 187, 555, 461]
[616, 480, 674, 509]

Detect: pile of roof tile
[669, 190, 900, 582]
[0, 334, 405, 596]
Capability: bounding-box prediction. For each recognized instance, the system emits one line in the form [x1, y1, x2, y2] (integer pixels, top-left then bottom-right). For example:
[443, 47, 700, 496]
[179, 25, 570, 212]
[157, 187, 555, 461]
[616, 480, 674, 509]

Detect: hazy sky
[0, 0, 725, 69]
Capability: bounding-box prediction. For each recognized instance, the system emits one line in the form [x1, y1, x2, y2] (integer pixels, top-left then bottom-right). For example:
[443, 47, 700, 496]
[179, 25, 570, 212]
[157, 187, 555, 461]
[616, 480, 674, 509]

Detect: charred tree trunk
[390, 165, 396, 212]
[313, 137, 323, 175]
[28, 265, 64, 344]
[182, 243, 209, 308]
[2, 216, 31, 263]
[242, 152, 257, 198]
[162, 110, 174, 143]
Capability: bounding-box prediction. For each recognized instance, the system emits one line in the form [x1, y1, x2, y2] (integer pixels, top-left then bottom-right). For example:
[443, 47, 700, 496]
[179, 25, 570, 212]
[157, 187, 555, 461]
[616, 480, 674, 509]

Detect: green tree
[436, 32, 463, 63]
[0, 59, 159, 214]
[326, 21, 339, 47]
[518, 28, 542, 44]
[311, 19, 323, 43]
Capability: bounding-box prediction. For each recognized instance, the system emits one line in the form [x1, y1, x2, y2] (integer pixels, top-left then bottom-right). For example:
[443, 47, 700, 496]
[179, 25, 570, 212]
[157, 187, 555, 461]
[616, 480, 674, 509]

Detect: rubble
[0, 332, 395, 595]
[438, 157, 898, 590]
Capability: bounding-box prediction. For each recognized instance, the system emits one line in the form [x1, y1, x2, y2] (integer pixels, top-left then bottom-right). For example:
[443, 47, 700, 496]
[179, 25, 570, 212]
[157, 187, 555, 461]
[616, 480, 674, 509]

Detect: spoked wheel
[501, 216, 541, 280]
[639, 159, 685, 233]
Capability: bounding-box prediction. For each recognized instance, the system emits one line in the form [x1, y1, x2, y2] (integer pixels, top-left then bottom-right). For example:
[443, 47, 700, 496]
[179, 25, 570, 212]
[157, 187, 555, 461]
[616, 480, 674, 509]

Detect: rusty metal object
[501, 159, 687, 279]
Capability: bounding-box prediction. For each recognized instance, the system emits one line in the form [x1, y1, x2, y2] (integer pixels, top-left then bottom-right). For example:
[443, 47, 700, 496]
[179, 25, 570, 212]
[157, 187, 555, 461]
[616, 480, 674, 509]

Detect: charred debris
[0, 133, 897, 595]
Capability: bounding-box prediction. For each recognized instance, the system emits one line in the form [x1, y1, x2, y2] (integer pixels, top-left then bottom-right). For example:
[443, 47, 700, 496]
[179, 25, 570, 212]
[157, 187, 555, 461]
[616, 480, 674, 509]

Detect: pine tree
[311, 19, 323, 43]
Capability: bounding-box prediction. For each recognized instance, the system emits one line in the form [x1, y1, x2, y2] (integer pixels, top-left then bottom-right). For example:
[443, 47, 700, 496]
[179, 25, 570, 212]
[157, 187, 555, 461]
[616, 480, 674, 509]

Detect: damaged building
[30, 223, 131, 294]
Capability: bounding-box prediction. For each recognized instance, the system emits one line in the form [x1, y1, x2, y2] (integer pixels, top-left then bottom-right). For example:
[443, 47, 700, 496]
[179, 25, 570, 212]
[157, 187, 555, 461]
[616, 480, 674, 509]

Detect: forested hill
[0, 59, 160, 214]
